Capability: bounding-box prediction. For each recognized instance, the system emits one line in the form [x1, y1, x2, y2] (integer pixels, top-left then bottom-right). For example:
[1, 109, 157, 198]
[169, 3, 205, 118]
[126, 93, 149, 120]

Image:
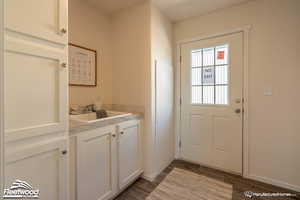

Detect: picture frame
[68, 43, 97, 87]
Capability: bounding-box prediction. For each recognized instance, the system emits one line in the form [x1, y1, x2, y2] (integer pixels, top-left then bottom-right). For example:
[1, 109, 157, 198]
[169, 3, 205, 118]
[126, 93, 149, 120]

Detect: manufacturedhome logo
[3, 179, 40, 199]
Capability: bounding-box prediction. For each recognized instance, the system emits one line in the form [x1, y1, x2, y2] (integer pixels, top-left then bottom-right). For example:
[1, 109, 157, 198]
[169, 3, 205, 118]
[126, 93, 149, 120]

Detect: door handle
[235, 108, 241, 114]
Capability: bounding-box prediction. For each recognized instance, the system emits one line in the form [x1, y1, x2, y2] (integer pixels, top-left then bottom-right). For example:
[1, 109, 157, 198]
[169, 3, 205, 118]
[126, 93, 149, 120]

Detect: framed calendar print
[69, 43, 97, 87]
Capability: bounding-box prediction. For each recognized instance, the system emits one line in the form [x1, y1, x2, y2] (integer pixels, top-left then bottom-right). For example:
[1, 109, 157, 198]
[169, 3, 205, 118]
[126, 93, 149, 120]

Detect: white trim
[141, 174, 156, 182]
[176, 25, 251, 45]
[245, 174, 300, 193]
[0, 0, 4, 196]
[242, 26, 251, 178]
[174, 44, 181, 159]
[175, 25, 251, 174]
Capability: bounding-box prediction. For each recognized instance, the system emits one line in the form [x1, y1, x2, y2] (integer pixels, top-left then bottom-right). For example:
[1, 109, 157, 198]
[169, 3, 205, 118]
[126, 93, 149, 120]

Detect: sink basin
[70, 111, 132, 123]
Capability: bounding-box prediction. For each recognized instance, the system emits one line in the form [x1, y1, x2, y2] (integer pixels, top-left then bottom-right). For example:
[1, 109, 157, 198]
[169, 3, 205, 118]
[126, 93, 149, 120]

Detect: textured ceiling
[85, 0, 252, 21]
[85, 0, 146, 14]
[152, 0, 253, 22]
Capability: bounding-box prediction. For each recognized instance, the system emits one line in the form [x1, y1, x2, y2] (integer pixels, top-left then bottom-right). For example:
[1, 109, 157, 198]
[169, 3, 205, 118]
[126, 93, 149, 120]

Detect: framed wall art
[69, 43, 97, 87]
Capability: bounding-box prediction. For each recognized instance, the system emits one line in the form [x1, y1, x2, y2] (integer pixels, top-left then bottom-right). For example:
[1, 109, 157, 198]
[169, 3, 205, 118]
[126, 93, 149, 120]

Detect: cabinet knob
[235, 108, 241, 114]
[61, 63, 67, 68]
[62, 150, 67, 155]
[60, 28, 67, 34]
[112, 134, 116, 138]
[120, 131, 124, 135]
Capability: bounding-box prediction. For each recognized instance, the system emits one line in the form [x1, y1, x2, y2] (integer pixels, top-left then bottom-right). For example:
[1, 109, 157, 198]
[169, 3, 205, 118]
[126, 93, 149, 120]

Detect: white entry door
[180, 32, 243, 174]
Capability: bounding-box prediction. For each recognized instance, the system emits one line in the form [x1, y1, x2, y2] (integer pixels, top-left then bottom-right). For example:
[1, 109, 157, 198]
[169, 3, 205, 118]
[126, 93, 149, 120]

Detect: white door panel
[6, 52, 59, 129]
[4, 0, 68, 142]
[5, 139, 68, 200]
[4, 41, 68, 142]
[118, 120, 142, 190]
[77, 126, 117, 200]
[182, 114, 212, 164]
[212, 115, 242, 173]
[6, 0, 68, 44]
[181, 32, 243, 174]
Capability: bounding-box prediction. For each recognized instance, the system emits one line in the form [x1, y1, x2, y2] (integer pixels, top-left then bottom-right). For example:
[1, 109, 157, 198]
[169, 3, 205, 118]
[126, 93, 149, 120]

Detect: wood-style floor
[115, 160, 300, 200]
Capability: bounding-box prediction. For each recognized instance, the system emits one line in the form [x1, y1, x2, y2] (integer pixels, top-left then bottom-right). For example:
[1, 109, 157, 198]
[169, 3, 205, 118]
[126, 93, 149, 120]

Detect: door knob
[235, 108, 241, 114]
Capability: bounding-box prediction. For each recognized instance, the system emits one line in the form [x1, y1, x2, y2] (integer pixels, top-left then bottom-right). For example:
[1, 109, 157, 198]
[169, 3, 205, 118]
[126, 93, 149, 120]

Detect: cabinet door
[4, 43, 68, 141]
[4, 0, 68, 142]
[77, 126, 118, 200]
[6, 0, 68, 44]
[5, 139, 69, 200]
[118, 120, 142, 190]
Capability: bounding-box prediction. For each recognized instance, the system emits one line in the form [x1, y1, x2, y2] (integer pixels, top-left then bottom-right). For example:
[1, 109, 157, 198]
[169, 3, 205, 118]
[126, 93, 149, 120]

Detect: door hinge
[180, 56, 182, 63]
[180, 98, 182, 105]
[179, 140, 182, 148]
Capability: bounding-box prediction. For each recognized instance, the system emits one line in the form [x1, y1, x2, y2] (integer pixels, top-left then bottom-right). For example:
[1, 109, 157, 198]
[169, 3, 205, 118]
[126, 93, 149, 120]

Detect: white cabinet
[77, 126, 118, 200]
[5, 139, 69, 200]
[4, 0, 68, 142]
[74, 120, 142, 200]
[118, 120, 142, 190]
[6, 0, 68, 44]
[4, 0, 69, 198]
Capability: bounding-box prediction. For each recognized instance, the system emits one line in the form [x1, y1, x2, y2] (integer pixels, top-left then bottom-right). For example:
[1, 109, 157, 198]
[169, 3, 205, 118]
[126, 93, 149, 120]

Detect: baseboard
[114, 171, 144, 198]
[141, 174, 156, 182]
[142, 158, 175, 182]
[156, 158, 174, 177]
[178, 158, 300, 193]
[178, 158, 242, 176]
[245, 174, 300, 193]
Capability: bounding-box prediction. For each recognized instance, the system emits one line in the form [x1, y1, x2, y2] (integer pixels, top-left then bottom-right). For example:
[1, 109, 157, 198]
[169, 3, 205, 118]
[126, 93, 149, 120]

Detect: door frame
[174, 25, 251, 177]
[0, 0, 5, 196]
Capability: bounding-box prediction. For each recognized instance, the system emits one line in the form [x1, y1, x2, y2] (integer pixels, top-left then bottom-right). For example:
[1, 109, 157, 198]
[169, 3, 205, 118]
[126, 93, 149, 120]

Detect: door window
[191, 45, 229, 105]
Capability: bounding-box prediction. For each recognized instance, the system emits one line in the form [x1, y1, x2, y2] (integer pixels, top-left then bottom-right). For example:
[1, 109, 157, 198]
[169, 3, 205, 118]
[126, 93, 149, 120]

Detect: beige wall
[174, 0, 300, 191]
[151, 4, 174, 176]
[111, 2, 151, 113]
[110, 2, 175, 179]
[111, 1, 154, 177]
[69, 0, 112, 107]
